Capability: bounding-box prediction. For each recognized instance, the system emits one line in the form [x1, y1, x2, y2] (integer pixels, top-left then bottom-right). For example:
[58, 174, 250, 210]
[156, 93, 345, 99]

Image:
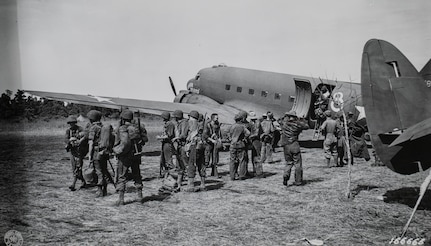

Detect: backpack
[113, 125, 132, 157]
[99, 124, 114, 154]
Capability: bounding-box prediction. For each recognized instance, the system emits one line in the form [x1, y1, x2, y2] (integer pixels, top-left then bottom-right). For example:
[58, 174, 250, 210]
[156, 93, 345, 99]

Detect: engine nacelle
[174, 90, 221, 106]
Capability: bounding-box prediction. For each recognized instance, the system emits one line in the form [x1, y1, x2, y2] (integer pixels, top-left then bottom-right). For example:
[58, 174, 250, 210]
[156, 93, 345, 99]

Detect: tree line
[0, 90, 119, 121]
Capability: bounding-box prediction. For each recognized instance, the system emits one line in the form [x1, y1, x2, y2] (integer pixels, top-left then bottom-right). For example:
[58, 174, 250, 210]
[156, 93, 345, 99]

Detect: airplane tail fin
[361, 39, 431, 174]
[420, 59, 431, 80]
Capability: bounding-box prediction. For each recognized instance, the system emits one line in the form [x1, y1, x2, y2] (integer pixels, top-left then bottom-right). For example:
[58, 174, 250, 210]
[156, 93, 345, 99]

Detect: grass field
[0, 119, 430, 245]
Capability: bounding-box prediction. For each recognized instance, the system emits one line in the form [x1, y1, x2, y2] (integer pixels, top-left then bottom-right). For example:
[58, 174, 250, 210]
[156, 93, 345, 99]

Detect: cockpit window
[225, 84, 231, 90]
[195, 73, 200, 80]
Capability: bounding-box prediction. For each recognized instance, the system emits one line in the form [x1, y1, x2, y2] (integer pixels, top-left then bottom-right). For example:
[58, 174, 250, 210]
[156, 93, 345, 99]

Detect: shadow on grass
[383, 187, 431, 211]
[204, 180, 224, 191]
[350, 184, 380, 197]
[303, 178, 325, 185]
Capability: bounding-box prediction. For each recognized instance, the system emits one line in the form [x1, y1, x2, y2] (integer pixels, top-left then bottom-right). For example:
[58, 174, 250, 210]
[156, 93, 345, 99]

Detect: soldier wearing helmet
[228, 113, 251, 181]
[248, 111, 263, 177]
[170, 109, 189, 191]
[113, 109, 148, 205]
[203, 113, 222, 178]
[87, 109, 114, 198]
[280, 110, 309, 186]
[319, 110, 341, 167]
[260, 111, 275, 164]
[64, 115, 87, 191]
[157, 111, 176, 179]
[183, 110, 207, 192]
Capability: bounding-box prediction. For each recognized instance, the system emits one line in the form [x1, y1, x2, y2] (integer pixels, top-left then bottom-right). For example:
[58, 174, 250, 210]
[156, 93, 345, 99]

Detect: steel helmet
[172, 110, 183, 119]
[121, 110, 134, 120]
[161, 111, 171, 121]
[189, 110, 199, 119]
[234, 113, 243, 121]
[66, 115, 77, 123]
[87, 110, 102, 121]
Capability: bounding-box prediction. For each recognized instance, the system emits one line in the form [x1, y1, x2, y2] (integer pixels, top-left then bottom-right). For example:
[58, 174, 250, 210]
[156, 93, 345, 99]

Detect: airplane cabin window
[249, 89, 255, 95]
[261, 91, 268, 97]
[225, 84, 231, 90]
[275, 93, 281, 100]
[237, 87, 242, 93]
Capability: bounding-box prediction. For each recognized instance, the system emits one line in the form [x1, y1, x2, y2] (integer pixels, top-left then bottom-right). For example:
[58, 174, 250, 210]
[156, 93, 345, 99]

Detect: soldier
[157, 112, 176, 177]
[319, 111, 340, 167]
[64, 115, 87, 191]
[260, 112, 275, 164]
[280, 110, 309, 186]
[113, 109, 148, 205]
[184, 110, 206, 191]
[248, 112, 263, 177]
[228, 113, 250, 181]
[172, 110, 189, 191]
[87, 110, 114, 197]
[203, 113, 222, 178]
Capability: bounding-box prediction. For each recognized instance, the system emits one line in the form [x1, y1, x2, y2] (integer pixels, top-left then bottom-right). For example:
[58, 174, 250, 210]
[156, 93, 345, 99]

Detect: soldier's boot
[137, 188, 143, 202]
[213, 165, 221, 178]
[283, 176, 289, 186]
[184, 177, 196, 192]
[199, 177, 206, 191]
[176, 174, 183, 191]
[116, 190, 125, 206]
[267, 148, 274, 163]
[96, 186, 103, 197]
[326, 158, 331, 168]
[102, 184, 108, 196]
[69, 177, 77, 191]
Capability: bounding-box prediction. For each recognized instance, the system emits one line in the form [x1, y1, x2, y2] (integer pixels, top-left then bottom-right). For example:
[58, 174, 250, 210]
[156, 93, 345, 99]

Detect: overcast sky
[1, 0, 430, 102]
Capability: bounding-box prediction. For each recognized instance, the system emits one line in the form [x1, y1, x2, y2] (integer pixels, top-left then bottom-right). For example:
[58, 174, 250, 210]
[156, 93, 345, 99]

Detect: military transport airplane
[26, 64, 362, 132]
[361, 39, 431, 175]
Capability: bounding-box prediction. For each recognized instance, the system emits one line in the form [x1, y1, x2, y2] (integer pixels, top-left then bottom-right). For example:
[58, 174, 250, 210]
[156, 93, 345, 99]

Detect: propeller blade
[169, 76, 177, 96]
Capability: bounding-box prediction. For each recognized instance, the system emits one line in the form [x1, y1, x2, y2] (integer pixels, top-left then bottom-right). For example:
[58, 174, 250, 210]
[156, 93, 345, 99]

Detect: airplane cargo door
[290, 80, 312, 118]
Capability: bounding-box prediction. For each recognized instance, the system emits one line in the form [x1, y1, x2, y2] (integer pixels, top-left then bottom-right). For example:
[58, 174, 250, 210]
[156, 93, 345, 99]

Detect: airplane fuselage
[178, 65, 362, 122]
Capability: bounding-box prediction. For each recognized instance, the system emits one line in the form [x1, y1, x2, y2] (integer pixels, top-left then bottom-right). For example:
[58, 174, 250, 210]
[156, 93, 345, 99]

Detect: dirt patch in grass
[0, 126, 430, 245]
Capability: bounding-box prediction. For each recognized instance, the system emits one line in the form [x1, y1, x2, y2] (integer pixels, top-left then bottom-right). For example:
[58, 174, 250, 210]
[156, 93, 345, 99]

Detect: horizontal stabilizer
[389, 117, 431, 147]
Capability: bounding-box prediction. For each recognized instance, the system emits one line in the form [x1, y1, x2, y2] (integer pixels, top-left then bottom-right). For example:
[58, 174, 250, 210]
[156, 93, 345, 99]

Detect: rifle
[134, 111, 144, 156]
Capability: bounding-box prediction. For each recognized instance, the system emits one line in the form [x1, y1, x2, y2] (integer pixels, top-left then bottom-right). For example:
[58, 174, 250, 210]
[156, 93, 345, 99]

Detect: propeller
[169, 76, 177, 96]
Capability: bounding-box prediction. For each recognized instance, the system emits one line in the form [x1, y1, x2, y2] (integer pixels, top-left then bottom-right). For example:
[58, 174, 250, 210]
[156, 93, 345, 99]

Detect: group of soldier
[65, 109, 148, 205]
[64, 105, 371, 206]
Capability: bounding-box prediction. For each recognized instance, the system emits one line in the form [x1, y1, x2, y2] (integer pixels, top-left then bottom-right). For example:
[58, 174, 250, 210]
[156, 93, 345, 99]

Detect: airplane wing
[389, 117, 431, 147]
[24, 90, 240, 124]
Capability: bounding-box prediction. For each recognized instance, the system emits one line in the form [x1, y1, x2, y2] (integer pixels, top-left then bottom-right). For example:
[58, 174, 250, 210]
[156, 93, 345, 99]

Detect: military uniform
[65, 116, 87, 191]
[184, 111, 206, 191]
[203, 114, 222, 177]
[113, 110, 148, 205]
[87, 110, 113, 197]
[158, 112, 176, 177]
[260, 115, 275, 164]
[228, 114, 251, 181]
[249, 113, 263, 177]
[171, 110, 189, 190]
[280, 111, 309, 186]
[320, 112, 340, 167]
